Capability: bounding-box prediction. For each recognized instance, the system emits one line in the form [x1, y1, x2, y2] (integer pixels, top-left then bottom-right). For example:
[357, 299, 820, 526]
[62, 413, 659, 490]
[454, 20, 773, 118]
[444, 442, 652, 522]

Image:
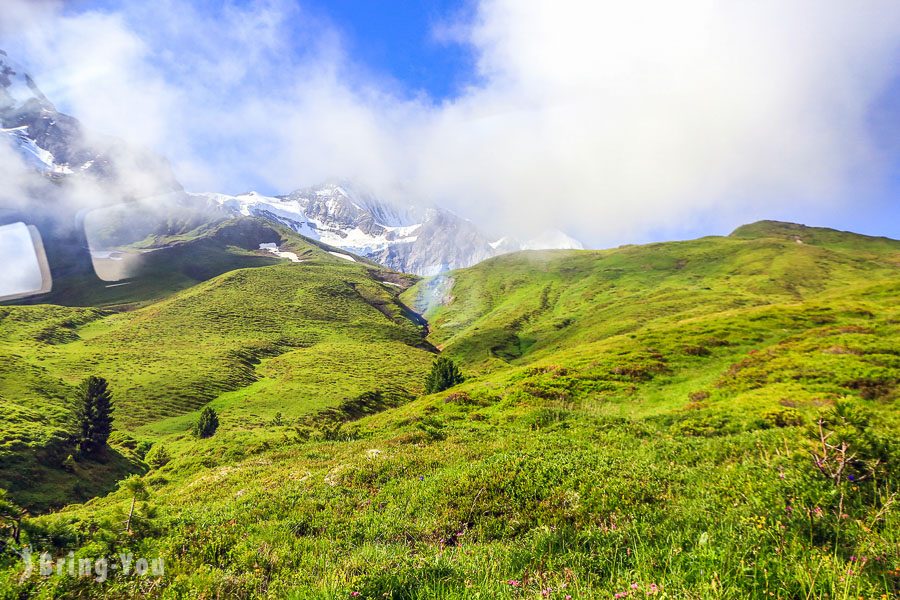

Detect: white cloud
[2, 0, 900, 245]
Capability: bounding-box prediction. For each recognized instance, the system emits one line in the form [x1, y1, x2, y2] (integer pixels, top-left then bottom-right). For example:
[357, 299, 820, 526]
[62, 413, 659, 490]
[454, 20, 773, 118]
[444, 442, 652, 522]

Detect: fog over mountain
[0, 49, 180, 198]
[3, 1, 899, 247]
[1, 49, 580, 274]
[196, 183, 582, 275]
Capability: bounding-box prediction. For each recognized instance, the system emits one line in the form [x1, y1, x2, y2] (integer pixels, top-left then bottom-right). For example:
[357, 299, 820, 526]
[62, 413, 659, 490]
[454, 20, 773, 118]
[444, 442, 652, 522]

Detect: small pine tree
[145, 444, 171, 469]
[424, 356, 464, 394]
[72, 376, 114, 455]
[194, 407, 219, 438]
[119, 475, 149, 533]
[62, 454, 77, 473]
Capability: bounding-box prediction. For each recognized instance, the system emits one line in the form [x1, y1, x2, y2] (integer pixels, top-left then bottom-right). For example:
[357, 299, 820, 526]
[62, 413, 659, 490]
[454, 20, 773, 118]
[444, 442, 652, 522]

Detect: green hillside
[29, 218, 346, 309]
[0, 222, 897, 599]
[0, 229, 433, 511]
[404, 221, 900, 370]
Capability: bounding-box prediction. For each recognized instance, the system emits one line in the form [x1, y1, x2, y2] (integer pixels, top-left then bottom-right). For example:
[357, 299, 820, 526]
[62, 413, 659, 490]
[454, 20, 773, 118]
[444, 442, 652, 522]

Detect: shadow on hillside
[0, 445, 143, 514]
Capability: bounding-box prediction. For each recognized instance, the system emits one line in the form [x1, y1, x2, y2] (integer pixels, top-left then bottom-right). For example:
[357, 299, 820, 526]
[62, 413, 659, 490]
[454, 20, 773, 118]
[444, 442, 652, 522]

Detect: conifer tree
[424, 356, 465, 394]
[72, 376, 114, 455]
[194, 407, 219, 438]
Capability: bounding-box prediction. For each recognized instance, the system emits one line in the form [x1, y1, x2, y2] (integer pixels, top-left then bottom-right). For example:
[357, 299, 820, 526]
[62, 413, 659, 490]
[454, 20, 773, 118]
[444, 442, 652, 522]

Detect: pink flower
[542, 589, 552, 598]
[566, 596, 572, 600]
[648, 583, 659, 595]
[507, 579, 521, 587]
[350, 593, 360, 598]
[631, 582, 639, 590]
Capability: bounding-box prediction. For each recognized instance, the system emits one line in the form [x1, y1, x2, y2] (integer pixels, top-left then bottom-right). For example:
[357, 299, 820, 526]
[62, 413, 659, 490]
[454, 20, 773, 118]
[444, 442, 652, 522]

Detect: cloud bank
[2, 0, 900, 245]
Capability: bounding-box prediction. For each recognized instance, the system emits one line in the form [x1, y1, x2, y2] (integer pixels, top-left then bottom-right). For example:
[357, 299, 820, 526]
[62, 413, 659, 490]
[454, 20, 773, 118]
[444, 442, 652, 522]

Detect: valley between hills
[0, 219, 897, 598]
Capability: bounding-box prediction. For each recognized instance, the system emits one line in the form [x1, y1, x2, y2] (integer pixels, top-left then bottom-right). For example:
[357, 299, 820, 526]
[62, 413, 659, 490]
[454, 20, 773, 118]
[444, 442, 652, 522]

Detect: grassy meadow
[0, 221, 897, 598]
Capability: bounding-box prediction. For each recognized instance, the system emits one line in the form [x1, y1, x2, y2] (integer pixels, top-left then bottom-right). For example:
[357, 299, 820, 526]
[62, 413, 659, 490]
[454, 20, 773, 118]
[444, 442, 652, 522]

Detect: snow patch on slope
[259, 243, 303, 263]
[195, 190, 423, 256]
[328, 251, 356, 262]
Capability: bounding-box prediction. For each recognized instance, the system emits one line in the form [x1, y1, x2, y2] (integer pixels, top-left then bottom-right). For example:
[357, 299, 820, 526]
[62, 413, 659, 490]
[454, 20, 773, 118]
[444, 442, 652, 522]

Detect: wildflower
[813, 506, 823, 516]
[778, 472, 785, 480]
[350, 593, 360, 598]
[566, 596, 572, 600]
[506, 579, 521, 587]
[847, 474, 855, 481]
[418, 475, 424, 481]
[648, 583, 659, 595]
[631, 583, 639, 590]
[542, 589, 552, 597]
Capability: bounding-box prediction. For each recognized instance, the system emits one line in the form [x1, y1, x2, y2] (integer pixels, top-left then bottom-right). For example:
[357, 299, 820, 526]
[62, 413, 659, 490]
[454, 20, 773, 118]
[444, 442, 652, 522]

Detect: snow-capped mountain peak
[196, 183, 584, 275]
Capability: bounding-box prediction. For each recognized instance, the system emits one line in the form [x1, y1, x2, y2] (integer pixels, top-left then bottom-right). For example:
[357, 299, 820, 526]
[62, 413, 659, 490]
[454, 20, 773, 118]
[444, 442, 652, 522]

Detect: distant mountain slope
[197, 182, 584, 275]
[406, 221, 900, 371]
[29, 218, 314, 308]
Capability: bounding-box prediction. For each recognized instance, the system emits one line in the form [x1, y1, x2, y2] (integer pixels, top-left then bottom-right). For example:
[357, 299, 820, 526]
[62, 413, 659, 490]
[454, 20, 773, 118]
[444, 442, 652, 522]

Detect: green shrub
[193, 407, 219, 439]
[762, 406, 804, 428]
[671, 413, 732, 437]
[62, 454, 76, 473]
[810, 397, 896, 484]
[416, 416, 447, 441]
[424, 357, 464, 394]
[145, 444, 171, 469]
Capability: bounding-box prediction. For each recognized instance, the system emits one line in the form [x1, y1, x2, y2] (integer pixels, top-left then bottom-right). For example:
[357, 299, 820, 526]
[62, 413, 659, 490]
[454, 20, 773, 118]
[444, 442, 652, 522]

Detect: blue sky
[70, 0, 477, 100]
[10, 1, 900, 244]
[299, 0, 476, 101]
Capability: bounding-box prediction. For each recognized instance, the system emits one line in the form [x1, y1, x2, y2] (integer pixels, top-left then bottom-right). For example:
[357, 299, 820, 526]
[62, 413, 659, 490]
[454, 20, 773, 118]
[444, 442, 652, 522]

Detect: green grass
[403, 221, 900, 371]
[0, 220, 897, 598]
[0, 225, 433, 510]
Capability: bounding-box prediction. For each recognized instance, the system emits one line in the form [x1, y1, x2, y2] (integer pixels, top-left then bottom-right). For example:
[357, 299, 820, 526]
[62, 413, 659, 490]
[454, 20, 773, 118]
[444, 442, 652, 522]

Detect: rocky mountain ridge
[196, 184, 583, 275]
